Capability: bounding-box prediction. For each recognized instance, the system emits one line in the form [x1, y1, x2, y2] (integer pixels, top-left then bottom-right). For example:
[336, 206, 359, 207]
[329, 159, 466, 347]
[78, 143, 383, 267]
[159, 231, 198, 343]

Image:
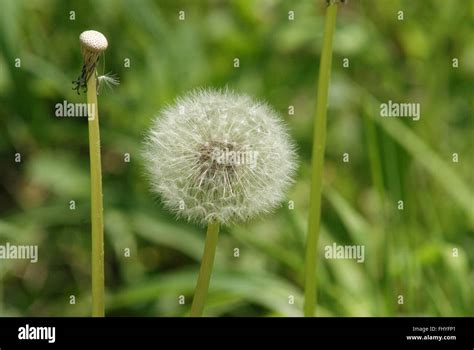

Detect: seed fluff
[143, 88, 297, 226]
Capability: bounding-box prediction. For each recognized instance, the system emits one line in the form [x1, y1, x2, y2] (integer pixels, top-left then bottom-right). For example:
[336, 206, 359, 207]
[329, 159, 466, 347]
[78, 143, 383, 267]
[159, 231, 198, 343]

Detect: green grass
[0, 0, 472, 317]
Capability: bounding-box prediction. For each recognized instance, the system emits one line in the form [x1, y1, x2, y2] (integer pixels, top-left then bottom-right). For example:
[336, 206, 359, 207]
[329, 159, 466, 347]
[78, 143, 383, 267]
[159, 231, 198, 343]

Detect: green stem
[304, 2, 338, 317]
[87, 73, 105, 317]
[190, 221, 220, 317]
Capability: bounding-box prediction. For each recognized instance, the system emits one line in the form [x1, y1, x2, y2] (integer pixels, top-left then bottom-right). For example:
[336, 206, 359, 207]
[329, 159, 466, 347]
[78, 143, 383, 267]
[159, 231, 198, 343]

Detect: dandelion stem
[304, 2, 338, 317]
[190, 221, 220, 317]
[87, 73, 105, 317]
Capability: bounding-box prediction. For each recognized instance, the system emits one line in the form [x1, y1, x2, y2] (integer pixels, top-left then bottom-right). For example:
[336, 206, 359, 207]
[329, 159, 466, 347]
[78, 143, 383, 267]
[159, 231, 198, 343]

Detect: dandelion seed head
[73, 30, 109, 94]
[143, 88, 297, 226]
[80, 30, 108, 53]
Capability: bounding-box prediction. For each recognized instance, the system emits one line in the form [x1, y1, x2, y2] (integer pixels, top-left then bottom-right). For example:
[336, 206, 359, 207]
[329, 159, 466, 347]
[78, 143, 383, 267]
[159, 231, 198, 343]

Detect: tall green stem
[87, 73, 105, 317]
[304, 2, 338, 317]
[190, 221, 220, 317]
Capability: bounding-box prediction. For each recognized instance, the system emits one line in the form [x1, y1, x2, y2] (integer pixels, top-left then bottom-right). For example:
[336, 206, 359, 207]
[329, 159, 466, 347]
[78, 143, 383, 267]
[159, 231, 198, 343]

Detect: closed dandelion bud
[143, 88, 297, 226]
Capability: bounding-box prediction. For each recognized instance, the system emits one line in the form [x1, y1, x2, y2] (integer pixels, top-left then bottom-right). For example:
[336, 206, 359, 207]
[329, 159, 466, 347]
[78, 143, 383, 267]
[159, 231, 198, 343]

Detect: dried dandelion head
[143, 88, 297, 226]
[73, 30, 108, 94]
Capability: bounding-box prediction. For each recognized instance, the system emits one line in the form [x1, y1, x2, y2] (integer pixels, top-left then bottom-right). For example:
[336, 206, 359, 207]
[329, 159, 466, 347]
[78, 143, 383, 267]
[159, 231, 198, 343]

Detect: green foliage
[0, 0, 472, 316]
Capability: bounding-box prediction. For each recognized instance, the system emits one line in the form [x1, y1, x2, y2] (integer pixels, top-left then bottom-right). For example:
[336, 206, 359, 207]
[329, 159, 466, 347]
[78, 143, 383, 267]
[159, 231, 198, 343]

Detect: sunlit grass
[0, 0, 471, 317]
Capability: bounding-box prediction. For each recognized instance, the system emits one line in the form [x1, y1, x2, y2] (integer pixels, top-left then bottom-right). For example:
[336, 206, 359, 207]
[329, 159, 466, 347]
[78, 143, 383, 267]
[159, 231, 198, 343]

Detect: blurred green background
[0, 0, 472, 316]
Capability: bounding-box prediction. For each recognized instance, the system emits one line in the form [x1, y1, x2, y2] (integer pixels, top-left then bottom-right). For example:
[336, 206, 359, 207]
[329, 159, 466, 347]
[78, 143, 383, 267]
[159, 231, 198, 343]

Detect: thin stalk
[304, 2, 338, 317]
[87, 73, 105, 317]
[190, 221, 220, 317]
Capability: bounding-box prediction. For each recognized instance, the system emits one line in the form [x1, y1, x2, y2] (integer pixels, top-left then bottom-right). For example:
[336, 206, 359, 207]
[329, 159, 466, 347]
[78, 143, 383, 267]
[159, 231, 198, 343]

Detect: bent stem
[87, 73, 105, 317]
[190, 221, 220, 317]
[304, 2, 338, 317]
